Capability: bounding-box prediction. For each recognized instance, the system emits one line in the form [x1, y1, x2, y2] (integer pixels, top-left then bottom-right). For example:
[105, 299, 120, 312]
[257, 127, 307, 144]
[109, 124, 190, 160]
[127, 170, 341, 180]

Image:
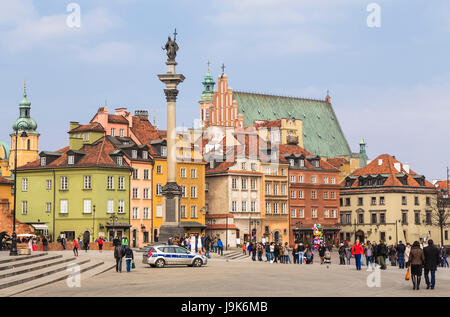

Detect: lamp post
[92, 205, 96, 242]
[10, 130, 28, 256]
[110, 214, 118, 241]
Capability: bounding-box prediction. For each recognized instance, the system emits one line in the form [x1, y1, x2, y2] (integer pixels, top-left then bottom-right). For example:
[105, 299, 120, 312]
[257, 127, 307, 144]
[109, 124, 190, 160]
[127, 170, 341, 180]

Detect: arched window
[27, 139, 30, 150]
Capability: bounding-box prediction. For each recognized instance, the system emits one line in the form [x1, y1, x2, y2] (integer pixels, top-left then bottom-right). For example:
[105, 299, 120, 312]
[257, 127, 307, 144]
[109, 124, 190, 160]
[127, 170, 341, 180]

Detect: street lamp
[109, 214, 118, 241]
[10, 130, 28, 256]
[92, 205, 96, 242]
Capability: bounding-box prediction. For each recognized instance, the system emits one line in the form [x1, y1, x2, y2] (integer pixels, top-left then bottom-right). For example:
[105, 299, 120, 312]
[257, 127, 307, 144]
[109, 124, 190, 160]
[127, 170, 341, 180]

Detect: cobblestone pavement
[14, 250, 450, 297]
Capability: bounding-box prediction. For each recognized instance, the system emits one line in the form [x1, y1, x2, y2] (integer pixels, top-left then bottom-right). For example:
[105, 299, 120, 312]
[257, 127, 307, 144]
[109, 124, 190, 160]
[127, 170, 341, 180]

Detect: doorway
[132, 229, 137, 248]
[83, 231, 90, 243]
[355, 230, 365, 243]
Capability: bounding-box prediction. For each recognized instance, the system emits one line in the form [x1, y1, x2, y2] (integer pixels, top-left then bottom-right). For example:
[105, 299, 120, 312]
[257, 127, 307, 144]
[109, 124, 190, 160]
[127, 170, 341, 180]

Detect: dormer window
[314, 160, 320, 168]
[40, 157, 46, 166]
[132, 150, 138, 159]
[290, 159, 294, 167]
[116, 156, 123, 166]
[68, 155, 75, 165]
[161, 146, 167, 157]
[300, 159, 305, 167]
[142, 151, 148, 160]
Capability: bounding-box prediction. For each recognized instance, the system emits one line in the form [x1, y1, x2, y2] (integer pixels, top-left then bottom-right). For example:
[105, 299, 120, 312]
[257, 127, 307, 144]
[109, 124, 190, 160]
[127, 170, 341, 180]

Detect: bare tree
[429, 191, 450, 246]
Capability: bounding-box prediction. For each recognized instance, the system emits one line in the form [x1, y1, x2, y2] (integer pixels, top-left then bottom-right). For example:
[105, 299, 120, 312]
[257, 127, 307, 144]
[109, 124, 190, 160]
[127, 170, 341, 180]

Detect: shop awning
[30, 223, 49, 230]
[106, 222, 131, 228]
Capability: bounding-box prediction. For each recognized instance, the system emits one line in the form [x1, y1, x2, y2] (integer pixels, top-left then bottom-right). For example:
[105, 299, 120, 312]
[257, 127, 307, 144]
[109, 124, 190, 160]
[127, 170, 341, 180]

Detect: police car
[143, 245, 207, 268]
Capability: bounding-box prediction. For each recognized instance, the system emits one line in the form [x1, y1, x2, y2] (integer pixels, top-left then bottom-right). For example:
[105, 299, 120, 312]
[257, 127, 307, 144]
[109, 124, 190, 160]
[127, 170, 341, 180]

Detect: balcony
[286, 135, 299, 145]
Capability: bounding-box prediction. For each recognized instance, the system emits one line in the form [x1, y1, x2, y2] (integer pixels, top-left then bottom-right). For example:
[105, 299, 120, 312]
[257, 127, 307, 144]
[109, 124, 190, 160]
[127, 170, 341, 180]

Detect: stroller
[324, 250, 331, 264]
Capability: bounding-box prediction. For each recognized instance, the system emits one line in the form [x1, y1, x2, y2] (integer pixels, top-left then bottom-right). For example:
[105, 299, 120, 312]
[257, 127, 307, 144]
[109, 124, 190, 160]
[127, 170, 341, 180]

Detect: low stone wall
[17, 241, 116, 251]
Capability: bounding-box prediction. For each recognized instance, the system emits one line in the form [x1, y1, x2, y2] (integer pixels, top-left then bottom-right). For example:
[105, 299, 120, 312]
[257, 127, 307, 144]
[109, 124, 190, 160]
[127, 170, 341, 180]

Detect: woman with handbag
[407, 241, 425, 290]
[124, 246, 134, 273]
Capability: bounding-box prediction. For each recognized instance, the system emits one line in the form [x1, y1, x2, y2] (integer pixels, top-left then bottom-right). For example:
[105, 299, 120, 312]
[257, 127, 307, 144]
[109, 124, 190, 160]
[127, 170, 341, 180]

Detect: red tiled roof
[327, 157, 349, 169]
[206, 161, 235, 174]
[108, 114, 128, 124]
[130, 117, 160, 156]
[253, 120, 282, 129]
[279, 144, 338, 170]
[19, 138, 129, 170]
[435, 180, 450, 190]
[349, 154, 434, 188]
[158, 130, 167, 138]
[69, 122, 105, 133]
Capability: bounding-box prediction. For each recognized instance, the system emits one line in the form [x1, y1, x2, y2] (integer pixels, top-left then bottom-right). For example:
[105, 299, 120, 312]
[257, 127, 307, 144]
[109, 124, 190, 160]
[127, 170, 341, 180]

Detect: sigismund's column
[157, 30, 185, 242]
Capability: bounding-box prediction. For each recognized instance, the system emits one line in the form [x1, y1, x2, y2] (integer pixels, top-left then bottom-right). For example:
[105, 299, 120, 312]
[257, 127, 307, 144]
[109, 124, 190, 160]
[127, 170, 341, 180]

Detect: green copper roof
[200, 71, 215, 102]
[233, 91, 352, 158]
[12, 84, 37, 133]
[0, 141, 10, 160]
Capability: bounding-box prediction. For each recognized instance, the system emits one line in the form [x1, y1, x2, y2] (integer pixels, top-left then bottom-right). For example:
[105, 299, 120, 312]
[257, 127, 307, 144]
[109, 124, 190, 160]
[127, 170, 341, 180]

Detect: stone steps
[0, 254, 63, 272]
[0, 252, 47, 265]
[0, 256, 74, 280]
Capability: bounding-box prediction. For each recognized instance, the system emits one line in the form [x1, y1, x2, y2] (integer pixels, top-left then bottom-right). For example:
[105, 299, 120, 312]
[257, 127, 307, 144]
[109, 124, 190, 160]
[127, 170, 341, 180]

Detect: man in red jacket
[351, 239, 365, 270]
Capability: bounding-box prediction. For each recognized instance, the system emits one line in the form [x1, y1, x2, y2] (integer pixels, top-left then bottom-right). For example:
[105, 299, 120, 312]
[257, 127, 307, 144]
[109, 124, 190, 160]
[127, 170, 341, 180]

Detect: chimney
[115, 108, 127, 116]
[69, 121, 80, 131]
[134, 110, 149, 121]
[403, 164, 410, 174]
[394, 162, 401, 172]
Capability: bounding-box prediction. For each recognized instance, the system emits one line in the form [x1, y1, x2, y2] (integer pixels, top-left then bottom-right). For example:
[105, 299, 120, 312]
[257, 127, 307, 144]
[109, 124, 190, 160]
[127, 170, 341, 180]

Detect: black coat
[376, 244, 388, 257]
[423, 245, 441, 270]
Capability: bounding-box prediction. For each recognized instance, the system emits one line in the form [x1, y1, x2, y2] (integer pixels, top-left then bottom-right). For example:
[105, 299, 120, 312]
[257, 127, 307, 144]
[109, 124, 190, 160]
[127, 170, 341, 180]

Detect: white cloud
[72, 41, 135, 64]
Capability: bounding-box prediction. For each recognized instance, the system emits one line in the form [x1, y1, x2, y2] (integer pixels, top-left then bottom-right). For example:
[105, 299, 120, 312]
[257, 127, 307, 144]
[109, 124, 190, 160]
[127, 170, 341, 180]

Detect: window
[22, 201, 28, 215]
[119, 129, 124, 137]
[324, 177, 329, 184]
[161, 146, 167, 157]
[281, 184, 286, 195]
[22, 178, 28, 192]
[143, 151, 148, 160]
[68, 155, 74, 165]
[402, 196, 407, 205]
[371, 213, 377, 224]
[133, 169, 139, 179]
[132, 188, 139, 199]
[298, 175, 303, 183]
[324, 191, 328, 199]
[273, 203, 279, 214]
[181, 206, 187, 218]
[402, 211, 408, 224]
[290, 190, 296, 199]
[266, 168, 271, 175]
[111, 128, 115, 136]
[273, 184, 278, 195]
[156, 204, 162, 217]
[426, 211, 432, 225]
[84, 176, 91, 189]
[265, 203, 271, 214]
[118, 200, 125, 213]
[358, 197, 363, 206]
[311, 190, 316, 199]
[282, 203, 287, 214]
[281, 168, 286, 176]
[242, 201, 247, 212]
[118, 177, 124, 190]
[345, 213, 351, 224]
[332, 209, 337, 219]
[181, 168, 186, 178]
[232, 201, 237, 212]
[241, 178, 247, 190]
[291, 209, 296, 218]
[290, 175, 295, 183]
[60, 200, 68, 214]
[191, 168, 197, 178]
[289, 159, 294, 167]
[241, 162, 246, 170]
[251, 163, 257, 171]
[232, 178, 238, 190]
[414, 197, 419, 206]
[380, 213, 386, 224]
[143, 188, 150, 199]
[143, 169, 149, 180]
[312, 208, 317, 218]
[181, 186, 186, 198]
[60, 176, 68, 190]
[300, 159, 305, 167]
[345, 198, 350, 206]
[311, 176, 316, 184]
[331, 178, 336, 184]
[83, 200, 92, 213]
[380, 232, 386, 242]
[107, 200, 114, 213]
[191, 206, 197, 218]
[340, 198, 343, 207]
[324, 209, 329, 219]
[191, 186, 197, 198]
[116, 156, 123, 166]
[40, 157, 46, 166]
[132, 208, 139, 219]
[46, 180, 52, 190]
[380, 196, 385, 205]
[132, 150, 138, 159]
[414, 211, 420, 224]
[156, 184, 163, 196]
[298, 190, 303, 199]
[331, 191, 336, 199]
[299, 208, 304, 218]
[426, 197, 430, 206]
[371, 197, 377, 205]
[265, 183, 271, 195]
[251, 178, 257, 190]
[358, 213, 364, 224]
[46, 202, 52, 213]
[156, 165, 162, 174]
[107, 176, 114, 190]
[251, 201, 256, 212]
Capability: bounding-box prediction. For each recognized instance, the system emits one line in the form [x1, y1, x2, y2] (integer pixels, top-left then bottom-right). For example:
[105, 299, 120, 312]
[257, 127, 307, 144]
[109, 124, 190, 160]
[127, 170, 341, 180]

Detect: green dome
[12, 117, 38, 132]
[19, 96, 31, 107]
[200, 71, 215, 102]
[0, 141, 10, 160]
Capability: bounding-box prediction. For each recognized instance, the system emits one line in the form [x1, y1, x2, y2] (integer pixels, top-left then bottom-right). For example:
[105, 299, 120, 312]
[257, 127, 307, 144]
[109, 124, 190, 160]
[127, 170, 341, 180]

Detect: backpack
[366, 248, 372, 257]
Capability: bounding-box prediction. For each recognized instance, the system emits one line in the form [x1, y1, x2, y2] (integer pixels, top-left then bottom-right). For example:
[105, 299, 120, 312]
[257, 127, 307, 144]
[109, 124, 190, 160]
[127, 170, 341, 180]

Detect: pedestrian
[204, 235, 211, 259]
[42, 236, 48, 252]
[440, 246, 449, 268]
[407, 241, 425, 290]
[405, 242, 411, 267]
[114, 244, 125, 273]
[305, 245, 313, 264]
[265, 243, 271, 262]
[274, 243, 280, 263]
[279, 244, 285, 263]
[319, 244, 326, 265]
[251, 243, 256, 261]
[338, 243, 346, 265]
[242, 242, 247, 255]
[372, 241, 378, 264]
[376, 240, 388, 270]
[298, 242, 305, 264]
[345, 246, 352, 265]
[73, 238, 79, 257]
[365, 242, 374, 266]
[257, 243, 263, 261]
[396, 241, 406, 269]
[217, 238, 223, 256]
[247, 242, 251, 257]
[121, 236, 129, 250]
[97, 236, 104, 253]
[60, 236, 66, 250]
[351, 239, 364, 270]
[124, 246, 134, 272]
[269, 243, 275, 263]
[293, 243, 299, 264]
[388, 245, 397, 266]
[284, 242, 291, 264]
[423, 239, 441, 290]
[83, 236, 89, 253]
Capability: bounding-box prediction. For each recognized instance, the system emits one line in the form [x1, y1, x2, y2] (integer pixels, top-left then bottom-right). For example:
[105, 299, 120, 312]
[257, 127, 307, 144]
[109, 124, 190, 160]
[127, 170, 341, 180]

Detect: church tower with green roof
[199, 62, 215, 128]
[9, 83, 40, 171]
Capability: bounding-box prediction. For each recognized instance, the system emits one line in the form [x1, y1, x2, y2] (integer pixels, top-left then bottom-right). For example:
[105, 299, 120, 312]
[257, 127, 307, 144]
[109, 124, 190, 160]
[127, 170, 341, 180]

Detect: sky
[0, 0, 449, 180]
